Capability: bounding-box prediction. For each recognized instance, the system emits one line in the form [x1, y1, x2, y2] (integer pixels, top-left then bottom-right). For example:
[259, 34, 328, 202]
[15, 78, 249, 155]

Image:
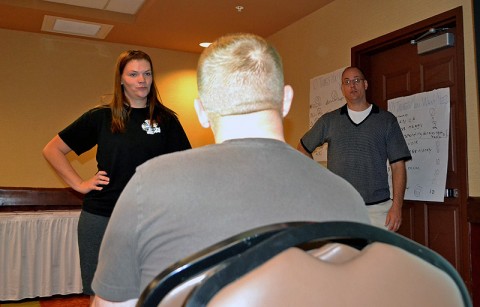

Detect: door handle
[444, 188, 459, 198]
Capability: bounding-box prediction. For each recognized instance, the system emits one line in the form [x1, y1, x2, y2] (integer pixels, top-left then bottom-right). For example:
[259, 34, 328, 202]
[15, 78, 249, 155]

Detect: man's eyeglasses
[342, 78, 364, 85]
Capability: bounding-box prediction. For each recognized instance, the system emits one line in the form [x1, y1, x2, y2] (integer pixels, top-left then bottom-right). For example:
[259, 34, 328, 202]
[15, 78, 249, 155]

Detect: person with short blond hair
[197, 33, 285, 120]
[91, 34, 369, 307]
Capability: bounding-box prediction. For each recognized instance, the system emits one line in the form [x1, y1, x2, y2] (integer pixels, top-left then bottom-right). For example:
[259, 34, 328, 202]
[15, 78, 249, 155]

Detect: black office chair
[186, 221, 472, 307]
[135, 221, 312, 307]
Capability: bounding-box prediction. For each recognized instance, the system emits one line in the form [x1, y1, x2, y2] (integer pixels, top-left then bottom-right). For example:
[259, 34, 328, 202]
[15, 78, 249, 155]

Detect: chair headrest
[207, 243, 465, 307]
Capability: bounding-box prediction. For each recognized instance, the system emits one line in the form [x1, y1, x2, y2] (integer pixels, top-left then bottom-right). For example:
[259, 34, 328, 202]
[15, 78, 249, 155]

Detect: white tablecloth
[0, 210, 82, 301]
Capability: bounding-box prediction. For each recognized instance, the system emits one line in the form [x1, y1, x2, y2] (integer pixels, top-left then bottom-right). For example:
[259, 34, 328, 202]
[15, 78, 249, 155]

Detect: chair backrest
[135, 221, 311, 307]
[186, 221, 472, 307]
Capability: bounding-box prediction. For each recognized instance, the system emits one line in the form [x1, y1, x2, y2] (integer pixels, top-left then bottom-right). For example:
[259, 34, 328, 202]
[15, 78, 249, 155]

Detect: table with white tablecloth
[0, 210, 82, 301]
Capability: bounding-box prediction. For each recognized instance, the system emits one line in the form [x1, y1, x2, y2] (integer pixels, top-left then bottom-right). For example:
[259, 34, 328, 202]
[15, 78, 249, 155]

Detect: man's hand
[385, 202, 402, 232]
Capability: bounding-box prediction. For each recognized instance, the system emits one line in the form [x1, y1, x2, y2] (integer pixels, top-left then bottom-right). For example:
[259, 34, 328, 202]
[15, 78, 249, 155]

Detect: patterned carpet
[0, 295, 89, 307]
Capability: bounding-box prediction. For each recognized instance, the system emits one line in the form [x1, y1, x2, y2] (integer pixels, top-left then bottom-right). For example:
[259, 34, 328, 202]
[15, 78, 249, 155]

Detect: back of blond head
[197, 33, 284, 119]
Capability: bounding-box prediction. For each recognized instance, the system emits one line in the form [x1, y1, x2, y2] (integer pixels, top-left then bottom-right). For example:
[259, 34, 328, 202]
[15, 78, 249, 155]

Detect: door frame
[350, 6, 469, 288]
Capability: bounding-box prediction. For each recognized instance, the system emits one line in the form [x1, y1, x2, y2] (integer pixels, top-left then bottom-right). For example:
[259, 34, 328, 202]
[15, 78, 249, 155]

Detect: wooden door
[352, 7, 469, 288]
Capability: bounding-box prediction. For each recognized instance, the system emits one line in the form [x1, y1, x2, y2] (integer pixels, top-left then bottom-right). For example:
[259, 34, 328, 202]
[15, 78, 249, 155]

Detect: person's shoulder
[327, 104, 347, 117]
[69, 105, 110, 124]
[85, 105, 111, 117]
[318, 105, 346, 123]
[332, 104, 346, 113]
[372, 104, 397, 119]
[383, 110, 399, 122]
[155, 107, 181, 127]
[165, 111, 181, 125]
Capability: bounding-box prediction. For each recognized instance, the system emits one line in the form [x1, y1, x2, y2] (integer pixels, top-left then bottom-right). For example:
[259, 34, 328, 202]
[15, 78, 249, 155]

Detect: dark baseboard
[468, 196, 480, 306]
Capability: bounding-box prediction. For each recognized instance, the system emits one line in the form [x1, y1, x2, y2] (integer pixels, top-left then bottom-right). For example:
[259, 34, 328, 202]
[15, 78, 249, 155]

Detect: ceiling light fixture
[54, 19, 101, 36]
[42, 15, 113, 39]
[42, 0, 146, 15]
[199, 42, 211, 48]
[235, 5, 244, 13]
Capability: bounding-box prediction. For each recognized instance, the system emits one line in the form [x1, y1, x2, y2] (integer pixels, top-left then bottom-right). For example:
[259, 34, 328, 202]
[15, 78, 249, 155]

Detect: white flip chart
[388, 88, 450, 202]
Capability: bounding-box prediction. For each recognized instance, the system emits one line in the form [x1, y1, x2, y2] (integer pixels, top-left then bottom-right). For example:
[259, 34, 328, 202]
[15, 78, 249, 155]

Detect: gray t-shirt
[92, 138, 370, 301]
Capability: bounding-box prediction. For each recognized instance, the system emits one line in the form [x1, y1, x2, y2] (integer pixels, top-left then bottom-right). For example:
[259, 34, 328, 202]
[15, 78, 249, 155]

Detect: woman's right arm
[43, 135, 109, 194]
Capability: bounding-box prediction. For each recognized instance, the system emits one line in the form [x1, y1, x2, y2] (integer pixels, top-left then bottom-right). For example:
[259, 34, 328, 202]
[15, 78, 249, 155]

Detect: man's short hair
[197, 33, 285, 119]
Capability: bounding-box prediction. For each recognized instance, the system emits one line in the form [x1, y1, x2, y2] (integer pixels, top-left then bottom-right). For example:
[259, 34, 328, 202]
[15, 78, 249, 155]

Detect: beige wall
[269, 0, 480, 196]
[1, 0, 479, 197]
[0, 29, 212, 187]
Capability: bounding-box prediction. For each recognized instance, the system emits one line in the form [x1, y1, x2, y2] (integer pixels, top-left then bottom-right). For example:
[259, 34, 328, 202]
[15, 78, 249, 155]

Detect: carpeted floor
[0, 295, 89, 307]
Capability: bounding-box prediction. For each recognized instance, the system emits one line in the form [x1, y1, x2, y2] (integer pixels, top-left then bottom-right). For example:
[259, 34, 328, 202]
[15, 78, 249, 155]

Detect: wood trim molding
[0, 187, 83, 212]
